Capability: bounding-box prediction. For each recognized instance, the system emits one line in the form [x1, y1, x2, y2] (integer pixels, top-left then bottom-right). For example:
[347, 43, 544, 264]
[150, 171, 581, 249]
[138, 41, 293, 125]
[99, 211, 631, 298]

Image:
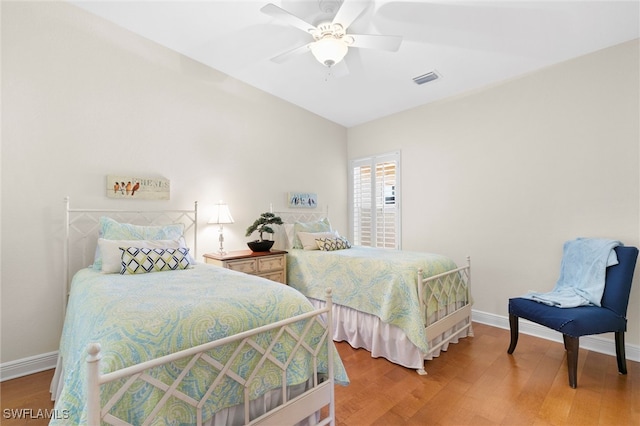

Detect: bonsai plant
[245, 212, 283, 252]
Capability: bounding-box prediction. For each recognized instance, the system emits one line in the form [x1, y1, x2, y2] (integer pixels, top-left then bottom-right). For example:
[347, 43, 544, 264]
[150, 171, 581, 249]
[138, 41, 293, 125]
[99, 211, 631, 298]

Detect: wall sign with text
[107, 175, 170, 200]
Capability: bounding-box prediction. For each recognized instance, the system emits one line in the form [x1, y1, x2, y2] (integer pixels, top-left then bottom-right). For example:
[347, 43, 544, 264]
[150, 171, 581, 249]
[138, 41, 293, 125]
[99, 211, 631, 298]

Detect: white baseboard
[472, 309, 640, 362]
[0, 351, 58, 382]
[1, 311, 638, 381]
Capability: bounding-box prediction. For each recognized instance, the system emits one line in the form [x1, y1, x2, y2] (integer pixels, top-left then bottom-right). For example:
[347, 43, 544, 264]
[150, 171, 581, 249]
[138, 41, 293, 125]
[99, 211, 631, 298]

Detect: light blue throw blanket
[523, 238, 620, 308]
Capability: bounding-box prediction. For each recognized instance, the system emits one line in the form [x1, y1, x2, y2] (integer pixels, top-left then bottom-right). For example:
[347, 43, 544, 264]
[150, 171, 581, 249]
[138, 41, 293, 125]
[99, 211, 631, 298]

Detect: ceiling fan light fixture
[310, 37, 348, 67]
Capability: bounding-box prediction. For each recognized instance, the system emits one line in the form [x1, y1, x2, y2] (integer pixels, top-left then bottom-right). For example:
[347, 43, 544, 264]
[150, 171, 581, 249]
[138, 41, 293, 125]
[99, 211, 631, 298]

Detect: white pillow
[292, 218, 332, 249]
[283, 224, 296, 249]
[297, 231, 339, 250]
[98, 238, 183, 273]
[92, 217, 185, 270]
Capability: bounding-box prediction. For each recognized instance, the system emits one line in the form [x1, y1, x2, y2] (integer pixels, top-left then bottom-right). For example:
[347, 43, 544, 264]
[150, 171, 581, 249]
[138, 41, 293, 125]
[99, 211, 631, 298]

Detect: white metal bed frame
[274, 209, 473, 375]
[58, 198, 338, 425]
[419, 258, 473, 369]
[85, 291, 336, 426]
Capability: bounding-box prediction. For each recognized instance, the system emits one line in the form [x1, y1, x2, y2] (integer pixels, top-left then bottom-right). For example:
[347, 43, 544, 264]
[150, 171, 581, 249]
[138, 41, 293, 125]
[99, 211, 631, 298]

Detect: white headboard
[63, 197, 198, 312]
[272, 207, 329, 250]
[274, 209, 329, 224]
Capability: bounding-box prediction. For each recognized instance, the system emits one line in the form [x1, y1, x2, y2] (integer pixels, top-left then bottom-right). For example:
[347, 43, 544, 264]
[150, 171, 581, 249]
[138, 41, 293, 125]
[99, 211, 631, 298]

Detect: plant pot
[247, 240, 274, 252]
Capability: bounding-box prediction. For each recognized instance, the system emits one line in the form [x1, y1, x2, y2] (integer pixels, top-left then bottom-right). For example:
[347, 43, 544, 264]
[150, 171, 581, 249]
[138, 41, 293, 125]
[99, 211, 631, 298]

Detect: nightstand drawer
[259, 270, 285, 283]
[258, 256, 284, 273]
[226, 259, 257, 274]
[203, 250, 287, 285]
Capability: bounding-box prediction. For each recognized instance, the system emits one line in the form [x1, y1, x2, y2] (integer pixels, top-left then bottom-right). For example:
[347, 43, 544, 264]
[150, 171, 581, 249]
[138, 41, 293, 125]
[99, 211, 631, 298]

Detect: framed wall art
[288, 192, 317, 208]
[106, 175, 170, 200]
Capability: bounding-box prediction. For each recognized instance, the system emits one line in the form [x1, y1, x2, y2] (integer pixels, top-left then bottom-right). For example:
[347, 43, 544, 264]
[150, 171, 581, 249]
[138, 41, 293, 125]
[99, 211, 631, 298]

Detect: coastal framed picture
[288, 192, 317, 208]
[106, 175, 170, 200]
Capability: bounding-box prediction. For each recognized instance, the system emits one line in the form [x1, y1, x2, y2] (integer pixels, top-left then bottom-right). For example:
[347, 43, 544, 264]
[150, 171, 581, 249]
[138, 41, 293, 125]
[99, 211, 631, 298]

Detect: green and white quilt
[287, 246, 465, 354]
[52, 264, 348, 425]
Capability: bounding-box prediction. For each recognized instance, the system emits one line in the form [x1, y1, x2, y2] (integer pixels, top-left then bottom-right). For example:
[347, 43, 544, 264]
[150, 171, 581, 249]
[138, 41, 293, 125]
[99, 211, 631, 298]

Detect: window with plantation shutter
[349, 151, 401, 249]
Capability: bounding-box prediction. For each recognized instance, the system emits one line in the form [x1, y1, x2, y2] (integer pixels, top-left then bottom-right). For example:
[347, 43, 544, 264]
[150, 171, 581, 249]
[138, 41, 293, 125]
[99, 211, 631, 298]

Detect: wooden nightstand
[203, 250, 287, 284]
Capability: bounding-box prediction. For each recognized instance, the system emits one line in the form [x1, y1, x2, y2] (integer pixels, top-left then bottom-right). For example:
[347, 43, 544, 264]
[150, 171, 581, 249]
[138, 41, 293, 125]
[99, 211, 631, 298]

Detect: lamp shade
[208, 202, 234, 225]
[310, 37, 348, 67]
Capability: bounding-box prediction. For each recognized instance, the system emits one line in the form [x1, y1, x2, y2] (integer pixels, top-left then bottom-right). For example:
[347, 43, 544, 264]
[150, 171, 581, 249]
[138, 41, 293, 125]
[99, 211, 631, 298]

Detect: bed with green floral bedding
[51, 263, 349, 425]
[287, 246, 469, 356]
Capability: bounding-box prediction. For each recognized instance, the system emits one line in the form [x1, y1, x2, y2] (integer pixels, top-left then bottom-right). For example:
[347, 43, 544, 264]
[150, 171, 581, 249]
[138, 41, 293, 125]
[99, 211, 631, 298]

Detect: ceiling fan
[261, 0, 402, 68]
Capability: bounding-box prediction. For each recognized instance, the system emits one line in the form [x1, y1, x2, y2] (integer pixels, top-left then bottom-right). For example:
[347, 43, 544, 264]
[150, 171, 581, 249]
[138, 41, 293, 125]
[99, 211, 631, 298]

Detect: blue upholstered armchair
[507, 245, 638, 388]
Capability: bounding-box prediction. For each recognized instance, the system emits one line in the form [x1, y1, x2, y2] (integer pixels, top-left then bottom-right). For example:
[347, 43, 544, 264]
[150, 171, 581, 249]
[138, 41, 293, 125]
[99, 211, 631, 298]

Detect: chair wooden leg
[507, 314, 519, 354]
[615, 331, 627, 375]
[563, 334, 579, 388]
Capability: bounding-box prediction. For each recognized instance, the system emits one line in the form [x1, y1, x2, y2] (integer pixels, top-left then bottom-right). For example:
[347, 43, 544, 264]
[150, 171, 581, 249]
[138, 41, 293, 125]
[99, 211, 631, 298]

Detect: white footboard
[86, 291, 336, 426]
[418, 256, 472, 372]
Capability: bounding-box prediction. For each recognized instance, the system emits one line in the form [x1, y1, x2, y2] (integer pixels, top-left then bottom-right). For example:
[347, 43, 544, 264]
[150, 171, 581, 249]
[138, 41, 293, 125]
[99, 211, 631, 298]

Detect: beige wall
[1, 1, 348, 364]
[2, 0, 638, 370]
[348, 39, 640, 346]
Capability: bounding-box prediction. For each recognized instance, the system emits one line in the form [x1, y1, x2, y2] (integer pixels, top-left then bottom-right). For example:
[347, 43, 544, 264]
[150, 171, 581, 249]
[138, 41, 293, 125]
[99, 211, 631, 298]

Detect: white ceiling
[70, 1, 640, 127]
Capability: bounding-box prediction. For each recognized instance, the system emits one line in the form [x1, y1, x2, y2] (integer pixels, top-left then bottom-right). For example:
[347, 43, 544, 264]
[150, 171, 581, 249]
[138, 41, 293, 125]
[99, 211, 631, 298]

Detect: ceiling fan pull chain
[324, 67, 335, 82]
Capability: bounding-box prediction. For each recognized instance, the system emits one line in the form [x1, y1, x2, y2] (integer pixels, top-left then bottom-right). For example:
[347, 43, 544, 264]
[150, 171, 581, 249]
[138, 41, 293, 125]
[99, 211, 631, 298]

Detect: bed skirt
[308, 298, 471, 370]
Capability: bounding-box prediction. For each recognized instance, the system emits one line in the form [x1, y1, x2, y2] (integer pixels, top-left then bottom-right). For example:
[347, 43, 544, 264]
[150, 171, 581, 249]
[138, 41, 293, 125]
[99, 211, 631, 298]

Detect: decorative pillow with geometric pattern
[292, 218, 332, 249]
[315, 236, 352, 251]
[120, 247, 191, 275]
[99, 238, 183, 273]
[93, 216, 185, 270]
[297, 231, 339, 250]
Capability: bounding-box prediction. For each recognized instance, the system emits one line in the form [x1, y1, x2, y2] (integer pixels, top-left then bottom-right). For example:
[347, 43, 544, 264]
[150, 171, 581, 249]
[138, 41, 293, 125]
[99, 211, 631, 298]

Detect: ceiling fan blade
[349, 34, 402, 51]
[343, 46, 364, 75]
[260, 3, 316, 34]
[270, 43, 311, 64]
[332, 0, 369, 29]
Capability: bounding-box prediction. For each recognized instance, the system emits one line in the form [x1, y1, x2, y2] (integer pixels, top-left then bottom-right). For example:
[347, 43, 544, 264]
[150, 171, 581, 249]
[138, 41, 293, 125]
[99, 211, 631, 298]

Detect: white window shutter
[349, 151, 401, 249]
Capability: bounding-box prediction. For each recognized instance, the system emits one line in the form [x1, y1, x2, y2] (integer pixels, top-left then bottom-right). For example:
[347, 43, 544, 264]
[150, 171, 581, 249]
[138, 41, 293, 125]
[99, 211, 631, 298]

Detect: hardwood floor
[333, 323, 639, 425]
[1, 323, 638, 425]
[1, 369, 55, 425]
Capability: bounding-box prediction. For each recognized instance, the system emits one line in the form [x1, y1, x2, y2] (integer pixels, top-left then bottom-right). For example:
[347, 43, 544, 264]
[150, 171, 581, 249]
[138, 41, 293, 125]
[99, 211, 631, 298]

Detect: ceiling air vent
[413, 71, 440, 85]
